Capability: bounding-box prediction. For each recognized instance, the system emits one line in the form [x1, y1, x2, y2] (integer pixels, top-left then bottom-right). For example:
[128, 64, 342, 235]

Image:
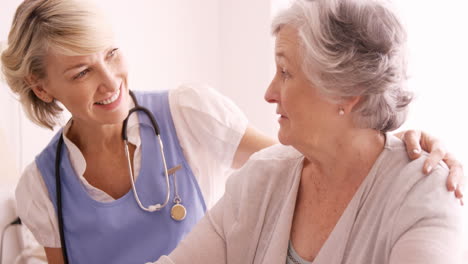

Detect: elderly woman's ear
[339, 96, 361, 115]
[26, 75, 54, 103]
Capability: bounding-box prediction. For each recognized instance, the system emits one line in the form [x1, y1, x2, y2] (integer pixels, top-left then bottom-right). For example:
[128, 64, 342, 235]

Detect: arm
[231, 126, 277, 169]
[396, 130, 465, 202]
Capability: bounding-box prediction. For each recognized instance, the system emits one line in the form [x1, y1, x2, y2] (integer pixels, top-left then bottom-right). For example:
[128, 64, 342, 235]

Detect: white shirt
[15, 84, 248, 248]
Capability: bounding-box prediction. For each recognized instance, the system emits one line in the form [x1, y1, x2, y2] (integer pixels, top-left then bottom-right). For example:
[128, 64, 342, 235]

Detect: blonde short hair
[1, 0, 113, 129]
[272, 0, 412, 132]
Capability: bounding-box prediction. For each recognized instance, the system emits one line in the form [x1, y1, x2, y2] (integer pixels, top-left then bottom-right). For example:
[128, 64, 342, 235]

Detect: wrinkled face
[264, 26, 342, 147]
[40, 46, 130, 126]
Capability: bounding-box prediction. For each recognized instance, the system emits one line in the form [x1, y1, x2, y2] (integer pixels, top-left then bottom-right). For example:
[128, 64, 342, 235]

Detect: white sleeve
[15, 162, 61, 248]
[169, 84, 248, 167]
[168, 84, 248, 207]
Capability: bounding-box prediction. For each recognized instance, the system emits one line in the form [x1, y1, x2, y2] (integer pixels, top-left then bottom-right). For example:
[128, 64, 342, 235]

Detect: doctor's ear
[26, 75, 54, 103]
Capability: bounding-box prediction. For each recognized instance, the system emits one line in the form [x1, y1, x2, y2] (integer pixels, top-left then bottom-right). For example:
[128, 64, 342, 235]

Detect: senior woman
[151, 1, 465, 264]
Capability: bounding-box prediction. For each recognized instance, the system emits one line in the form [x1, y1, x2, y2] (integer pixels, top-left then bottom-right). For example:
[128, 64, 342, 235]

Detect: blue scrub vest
[35, 91, 206, 263]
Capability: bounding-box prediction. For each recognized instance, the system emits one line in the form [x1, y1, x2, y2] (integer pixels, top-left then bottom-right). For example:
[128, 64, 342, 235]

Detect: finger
[423, 143, 446, 175]
[402, 130, 422, 160]
[443, 153, 464, 191]
[446, 168, 458, 191]
[457, 194, 464, 206]
[455, 185, 464, 199]
[454, 178, 464, 200]
[444, 156, 460, 191]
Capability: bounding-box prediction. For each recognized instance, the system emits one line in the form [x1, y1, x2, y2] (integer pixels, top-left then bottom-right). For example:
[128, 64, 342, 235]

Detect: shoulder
[248, 144, 303, 162]
[16, 162, 41, 201]
[15, 161, 61, 247]
[16, 161, 51, 218]
[383, 135, 450, 197]
[379, 136, 463, 240]
[378, 135, 451, 204]
[35, 129, 63, 164]
[225, 144, 303, 197]
[34, 130, 64, 191]
[399, 155, 454, 211]
[218, 144, 302, 226]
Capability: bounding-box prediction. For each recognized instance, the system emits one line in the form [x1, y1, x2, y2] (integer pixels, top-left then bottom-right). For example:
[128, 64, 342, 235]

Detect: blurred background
[0, 0, 467, 263]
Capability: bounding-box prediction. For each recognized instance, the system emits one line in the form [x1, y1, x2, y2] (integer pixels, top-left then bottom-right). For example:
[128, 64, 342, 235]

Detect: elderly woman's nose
[265, 82, 279, 104]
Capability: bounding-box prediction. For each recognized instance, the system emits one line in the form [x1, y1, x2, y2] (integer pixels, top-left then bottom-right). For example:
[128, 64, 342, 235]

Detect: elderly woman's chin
[275, 115, 333, 148]
[276, 122, 297, 146]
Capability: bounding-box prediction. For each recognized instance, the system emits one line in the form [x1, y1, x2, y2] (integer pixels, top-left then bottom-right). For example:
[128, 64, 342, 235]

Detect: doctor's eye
[73, 69, 90, 80]
[281, 68, 290, 80]
[107, 48, 119, 58]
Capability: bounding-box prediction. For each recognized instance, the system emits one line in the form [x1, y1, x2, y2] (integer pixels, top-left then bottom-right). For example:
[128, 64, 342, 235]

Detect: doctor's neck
[67, 119, 125, 154]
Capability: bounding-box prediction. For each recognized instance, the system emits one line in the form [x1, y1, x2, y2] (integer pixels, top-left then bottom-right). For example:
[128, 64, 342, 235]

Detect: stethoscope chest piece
[171, 202, 187, 221]
[169, 164, 186, 221]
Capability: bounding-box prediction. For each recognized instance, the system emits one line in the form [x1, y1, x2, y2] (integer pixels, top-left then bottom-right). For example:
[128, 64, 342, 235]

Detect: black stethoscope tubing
[55, 133, 69, 264]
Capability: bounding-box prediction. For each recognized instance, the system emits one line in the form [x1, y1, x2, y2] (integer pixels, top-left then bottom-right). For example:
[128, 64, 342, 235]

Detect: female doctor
[1, 0, 463, 263]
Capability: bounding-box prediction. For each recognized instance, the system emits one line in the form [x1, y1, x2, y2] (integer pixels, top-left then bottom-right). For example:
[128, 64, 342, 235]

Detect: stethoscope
[55, 91, 186, 264]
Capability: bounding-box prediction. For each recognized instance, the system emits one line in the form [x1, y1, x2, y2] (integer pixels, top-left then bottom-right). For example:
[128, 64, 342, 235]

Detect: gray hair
[272, 0, 412, 132]
[1, 0, 113, 129]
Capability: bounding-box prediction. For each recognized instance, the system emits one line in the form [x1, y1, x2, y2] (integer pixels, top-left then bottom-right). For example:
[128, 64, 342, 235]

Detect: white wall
[94, 0, 221, 92]
[393, 0, 468, 168]
[217, 0, 278, 137]
[0, 0, 23, 182]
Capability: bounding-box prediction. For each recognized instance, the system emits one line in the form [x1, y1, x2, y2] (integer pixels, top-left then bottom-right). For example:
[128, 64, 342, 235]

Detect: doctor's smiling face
[33, 46, 131, 127]
[2, 0, 133, 130]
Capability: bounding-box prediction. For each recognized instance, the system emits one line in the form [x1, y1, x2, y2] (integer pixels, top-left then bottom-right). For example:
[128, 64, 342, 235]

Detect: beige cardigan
[153, 135, 465, 264]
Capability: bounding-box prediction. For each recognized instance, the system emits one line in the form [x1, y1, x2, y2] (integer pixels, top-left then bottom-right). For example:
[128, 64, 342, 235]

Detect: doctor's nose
[98, 66, 120, 93]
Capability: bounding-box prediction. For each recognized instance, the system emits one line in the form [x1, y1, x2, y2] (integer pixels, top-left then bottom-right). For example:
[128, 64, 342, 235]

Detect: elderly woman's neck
[298, 129, 385, 185]
[67, 119, 124, 154]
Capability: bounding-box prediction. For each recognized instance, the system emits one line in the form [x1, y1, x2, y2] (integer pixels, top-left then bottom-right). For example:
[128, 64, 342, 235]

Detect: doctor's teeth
[96, 89, 120, 105]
